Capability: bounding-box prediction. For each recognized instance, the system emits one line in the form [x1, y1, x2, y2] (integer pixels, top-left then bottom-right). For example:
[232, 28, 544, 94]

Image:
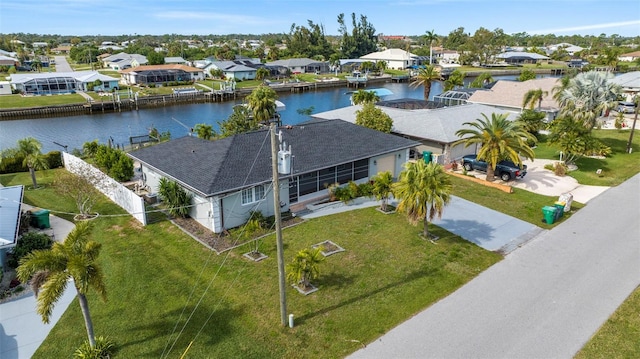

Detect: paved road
[349, 173, 640, 359]
[53, 56, 72, 72]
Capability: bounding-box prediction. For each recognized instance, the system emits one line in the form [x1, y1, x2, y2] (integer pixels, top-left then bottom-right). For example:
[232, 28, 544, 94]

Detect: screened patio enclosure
[134, 69, 192, 84]
[433, 89, 475, 106]
[19, 76, 78, 95]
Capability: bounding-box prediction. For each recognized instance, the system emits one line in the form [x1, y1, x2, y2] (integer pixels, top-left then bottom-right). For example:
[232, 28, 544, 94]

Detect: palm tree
[410, 65, 442, 101]
[393, 161, 452, 239]
[423, 30, 438, 65]
[443, 69, 465, 91]
[0, 137, 49, 189]
[246, 85, 278, 125]
[351, 89, 380, 105]
[556, 71, 621, 130]
[17, 221, 107, 348]
[455, 113, 536, 181]
[522, 88, 549, 111]
[470, 72, 494, 88]
[194, 123, 214, 140]
[372, 171, 394, 212]
[286, 247, 325, 289]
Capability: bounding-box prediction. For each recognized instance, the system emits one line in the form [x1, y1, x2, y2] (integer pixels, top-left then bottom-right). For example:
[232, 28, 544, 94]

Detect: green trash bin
[553, 201, 565, 218]
[542, 206, 558, 224]
[32, 209, 51, 229]
[423, 151, 432, 164]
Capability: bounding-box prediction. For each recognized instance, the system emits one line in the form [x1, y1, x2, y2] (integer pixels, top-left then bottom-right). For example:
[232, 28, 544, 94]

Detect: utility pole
[271, 123, 287, 326]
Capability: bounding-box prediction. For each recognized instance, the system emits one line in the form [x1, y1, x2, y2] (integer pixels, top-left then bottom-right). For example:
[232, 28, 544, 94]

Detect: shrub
[45, 151, 63, 169]
[0, 154, 27, 174]
[73, 336, 116, 359]
[8, 232, 53, 268]
[357, 182, 373, 197]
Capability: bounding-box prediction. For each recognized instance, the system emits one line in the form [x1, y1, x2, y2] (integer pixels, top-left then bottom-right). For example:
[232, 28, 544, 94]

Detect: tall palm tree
[246, 85, 278, 124]
[410, 65, 442, 101]
[0, 137, 49, 189]
[556, 71, 621, 130]
[393, 161, 452, 239]
[455, 113, 536, 181]
[371, 171, 394, 212]
[17, 221, 107, 348]
[522, 88, 549, 111]
[424, 30, 438, 65]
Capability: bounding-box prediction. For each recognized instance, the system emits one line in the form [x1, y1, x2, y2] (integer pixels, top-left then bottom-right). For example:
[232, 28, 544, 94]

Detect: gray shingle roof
[128, 119, 418, 197]
[312, 103, 518, 144]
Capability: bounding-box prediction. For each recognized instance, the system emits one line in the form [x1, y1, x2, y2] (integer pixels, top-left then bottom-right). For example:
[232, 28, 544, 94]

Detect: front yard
[1, 169, 501, 358]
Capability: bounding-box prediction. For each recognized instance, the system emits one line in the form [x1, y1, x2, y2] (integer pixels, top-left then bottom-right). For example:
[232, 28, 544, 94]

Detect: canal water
[1, 75, 526, 153]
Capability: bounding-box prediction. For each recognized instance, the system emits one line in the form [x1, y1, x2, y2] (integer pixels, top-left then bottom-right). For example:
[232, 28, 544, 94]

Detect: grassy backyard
[1, 169, 502, 358]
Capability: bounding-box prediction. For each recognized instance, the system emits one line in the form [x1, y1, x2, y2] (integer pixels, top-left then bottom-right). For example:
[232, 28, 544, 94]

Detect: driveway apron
[348, 173, 640, 359]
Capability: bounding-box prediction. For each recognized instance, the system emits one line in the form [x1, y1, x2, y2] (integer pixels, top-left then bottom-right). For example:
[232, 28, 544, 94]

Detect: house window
[242, 185, 265, 205]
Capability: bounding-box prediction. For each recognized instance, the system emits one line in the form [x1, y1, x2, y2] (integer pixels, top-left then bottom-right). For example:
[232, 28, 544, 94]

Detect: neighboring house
[127, 119, 418, 233]
[467, 77, 560, 121]
[618, 51, 640, 63]
[51, 45, 72, 54]
[0, 55, 18, 67]
[102, 52, 148, 70]
[547, 43, 584, 56]
[266, 58, 329, 74]
[203, 60, 259, 81]
[0, 81, 13, 95]
[99, 41, 123, 51]
[164, 57, 187, 65]
[609, 71, 640, 101]
[0, 185, 24, 268]
[312, 102, 517, 165]
[32, 42, 48, 48]
[432, 47, 460, 64]
[360, 48, 418, 69]
[119, 64, 205, 85]
[495, 51, 550, 65]
[0, 49, 18, 57]
[10, 71, 120, 95]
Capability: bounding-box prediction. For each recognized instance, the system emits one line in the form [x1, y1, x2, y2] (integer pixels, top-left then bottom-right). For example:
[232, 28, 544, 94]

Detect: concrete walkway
[348, 173, 640, 359]
[0, 210, 76, 359]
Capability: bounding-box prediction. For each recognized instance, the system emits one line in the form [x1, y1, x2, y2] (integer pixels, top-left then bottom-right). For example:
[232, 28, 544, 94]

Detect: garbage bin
[32, 209, 51, 229]
[423, 151, 432, 164]
[553, 201, 566, 218]
[542, 206, 558, 224]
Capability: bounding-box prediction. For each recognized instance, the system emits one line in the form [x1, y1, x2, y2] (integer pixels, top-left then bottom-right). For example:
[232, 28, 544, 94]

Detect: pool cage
[134, 69, 191, 85]
[433, 89, 475, 107]
[20, 76, 78, 95]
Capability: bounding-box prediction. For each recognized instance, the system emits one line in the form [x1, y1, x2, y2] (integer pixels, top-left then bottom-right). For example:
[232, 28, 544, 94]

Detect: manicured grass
[575, 286, 640, 359]
[534, 129, 640, 186]
[448, 175, 584, 229]
[0, 93, 87, 109]
[2, 169, 501, 358]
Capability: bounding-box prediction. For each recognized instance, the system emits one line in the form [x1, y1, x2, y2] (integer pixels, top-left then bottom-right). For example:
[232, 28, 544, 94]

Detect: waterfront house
[266, 58, 329, 74]
[127, 119, 418, 233]
[360, 48, 423, 70]
[312, 102, 517, 165]
[0, 55, 18, 67]
[609, 71, 640, 101]
[165, 57, 187, 65]
[10, 71, 120, 95]
[0, 185, 23, 268]
[119, 64, 205, 86]
[618, 51, 640, 63]
[204, 60, 258, 81]
[0, 81, 12, 95]
[495, 51, 550, 65]
[467, 77, 560, 121]
[546, 43, 584, 56]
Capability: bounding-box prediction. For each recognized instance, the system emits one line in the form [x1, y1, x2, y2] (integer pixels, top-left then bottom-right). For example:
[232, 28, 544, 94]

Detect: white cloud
[528, 20, 640, 35]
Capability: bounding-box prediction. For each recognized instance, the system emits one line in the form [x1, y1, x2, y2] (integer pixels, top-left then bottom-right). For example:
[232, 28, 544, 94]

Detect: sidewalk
[0, 209, 76, 359]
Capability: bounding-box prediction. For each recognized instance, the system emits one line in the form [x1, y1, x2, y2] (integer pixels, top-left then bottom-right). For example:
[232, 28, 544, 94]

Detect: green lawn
[575, 286, 640, 359]
[534, 129, 640, 186]
[1, 169, 501, 358]
[448, 175, 584, 229]
[0, 93, 87, 109]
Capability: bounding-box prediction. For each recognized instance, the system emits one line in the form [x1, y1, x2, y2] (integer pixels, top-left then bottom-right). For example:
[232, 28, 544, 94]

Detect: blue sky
[1, 0, 639, 37]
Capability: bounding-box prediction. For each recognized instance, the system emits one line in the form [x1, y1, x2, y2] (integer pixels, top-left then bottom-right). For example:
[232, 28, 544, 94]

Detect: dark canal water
[1, 75, 528, 153]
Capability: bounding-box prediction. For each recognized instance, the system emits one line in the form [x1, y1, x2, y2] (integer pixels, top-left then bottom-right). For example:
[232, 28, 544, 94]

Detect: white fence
[62, 152, 147, 225]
